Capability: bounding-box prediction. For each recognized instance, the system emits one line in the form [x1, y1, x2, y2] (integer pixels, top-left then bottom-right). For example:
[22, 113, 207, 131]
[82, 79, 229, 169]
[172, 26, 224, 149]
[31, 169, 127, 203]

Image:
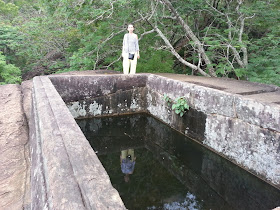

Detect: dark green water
[76, 113, 280, 210]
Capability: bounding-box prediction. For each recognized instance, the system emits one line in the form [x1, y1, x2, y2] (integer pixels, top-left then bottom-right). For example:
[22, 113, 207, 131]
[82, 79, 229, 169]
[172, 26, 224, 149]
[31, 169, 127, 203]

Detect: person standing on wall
[122, 24, 140, 74]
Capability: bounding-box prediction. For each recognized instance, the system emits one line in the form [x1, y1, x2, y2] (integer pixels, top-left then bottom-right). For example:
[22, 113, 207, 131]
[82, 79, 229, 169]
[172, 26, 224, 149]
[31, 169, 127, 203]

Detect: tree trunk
[155, 27, 210, 77]
[161, 0, 217, 77]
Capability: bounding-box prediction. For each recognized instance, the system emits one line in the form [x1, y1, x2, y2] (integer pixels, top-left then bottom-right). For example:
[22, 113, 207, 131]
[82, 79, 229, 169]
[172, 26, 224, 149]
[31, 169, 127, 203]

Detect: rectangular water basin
[76, 113, 280, 210]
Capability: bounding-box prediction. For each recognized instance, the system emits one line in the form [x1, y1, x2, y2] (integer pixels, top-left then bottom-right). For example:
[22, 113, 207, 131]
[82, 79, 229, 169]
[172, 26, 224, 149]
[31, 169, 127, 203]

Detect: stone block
[30, 76, 126, 209]
[50, 74, 147, 103]
[147, 74, 236, 117]
[204, 114, 280, 187]
[67, 87, 147, 118]
[146, 89, 206, 142]
[235, 97, 280, 132]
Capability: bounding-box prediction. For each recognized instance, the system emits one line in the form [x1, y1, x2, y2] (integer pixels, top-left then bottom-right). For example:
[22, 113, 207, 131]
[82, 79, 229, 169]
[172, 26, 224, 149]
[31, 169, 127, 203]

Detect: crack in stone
[236, 89, 278, 95]
[184, 81, 227, 91]
[0, 191, 11, 197]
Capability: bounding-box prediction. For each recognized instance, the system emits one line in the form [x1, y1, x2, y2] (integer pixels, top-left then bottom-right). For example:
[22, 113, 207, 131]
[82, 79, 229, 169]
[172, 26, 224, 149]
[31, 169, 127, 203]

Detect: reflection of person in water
[120, 149, 136, 182]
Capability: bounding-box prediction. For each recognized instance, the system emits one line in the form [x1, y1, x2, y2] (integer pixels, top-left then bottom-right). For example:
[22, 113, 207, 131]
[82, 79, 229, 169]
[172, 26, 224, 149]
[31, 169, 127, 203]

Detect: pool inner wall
[30, 74, 280, 208]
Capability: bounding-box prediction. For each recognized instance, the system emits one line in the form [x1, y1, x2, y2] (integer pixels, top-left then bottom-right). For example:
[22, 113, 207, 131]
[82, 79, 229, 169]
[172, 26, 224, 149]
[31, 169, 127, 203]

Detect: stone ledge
[29, 72, 280, 209]
[49, 74, 147, 103]
[30, 76, 125, 209]
[148, 74, 280, 133]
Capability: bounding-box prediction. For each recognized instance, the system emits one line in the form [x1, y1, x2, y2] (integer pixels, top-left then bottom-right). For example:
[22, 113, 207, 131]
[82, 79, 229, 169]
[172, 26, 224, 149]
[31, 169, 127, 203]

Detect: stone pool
[77, 113, 280, 210]
[29, 74, 280, 209]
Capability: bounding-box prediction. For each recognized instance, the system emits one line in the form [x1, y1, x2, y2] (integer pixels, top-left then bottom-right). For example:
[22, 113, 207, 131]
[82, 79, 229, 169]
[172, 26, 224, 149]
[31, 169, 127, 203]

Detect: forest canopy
[0, 0, 279, 86]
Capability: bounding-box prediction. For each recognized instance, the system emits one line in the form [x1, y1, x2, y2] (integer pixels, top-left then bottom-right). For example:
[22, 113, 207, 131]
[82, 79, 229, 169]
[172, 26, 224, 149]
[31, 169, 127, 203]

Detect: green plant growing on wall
[163, 95, 190, 117]
[172, 97, 189, 117]
[163, 94, 172, 106]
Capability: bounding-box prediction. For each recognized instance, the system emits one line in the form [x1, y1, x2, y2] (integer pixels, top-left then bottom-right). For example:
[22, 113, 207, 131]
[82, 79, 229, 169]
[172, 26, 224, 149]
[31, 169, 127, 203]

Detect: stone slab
[204, 114, 280, 185]
[155, 73, 280, 104]
[49, 74, 147, 103]
[0, 84, 30, 210]
[245, 90, 280, 104]
[67, 87, 147, 118]
[30, 76, 126, 209]
[147, 74, 237, 118]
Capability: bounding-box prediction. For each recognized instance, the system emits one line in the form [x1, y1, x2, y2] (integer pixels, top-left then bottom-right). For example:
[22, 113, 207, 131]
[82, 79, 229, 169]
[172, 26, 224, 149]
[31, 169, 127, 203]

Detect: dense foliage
[0, 0, 279, 86]
[0, 51, 21, 84]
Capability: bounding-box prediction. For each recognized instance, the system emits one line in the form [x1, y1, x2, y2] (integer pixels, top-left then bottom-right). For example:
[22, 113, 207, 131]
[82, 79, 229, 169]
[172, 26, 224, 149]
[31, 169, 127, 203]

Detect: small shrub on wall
[164, 94, 190, 117]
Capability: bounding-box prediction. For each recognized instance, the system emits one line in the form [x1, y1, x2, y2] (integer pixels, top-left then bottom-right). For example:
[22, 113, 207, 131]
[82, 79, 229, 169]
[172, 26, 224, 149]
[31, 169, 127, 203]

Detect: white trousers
[123, 53, 137, 75]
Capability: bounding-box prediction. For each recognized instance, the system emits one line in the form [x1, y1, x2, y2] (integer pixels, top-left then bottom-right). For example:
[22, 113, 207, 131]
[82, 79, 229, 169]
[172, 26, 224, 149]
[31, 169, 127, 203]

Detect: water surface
[77, 113, 280, 210]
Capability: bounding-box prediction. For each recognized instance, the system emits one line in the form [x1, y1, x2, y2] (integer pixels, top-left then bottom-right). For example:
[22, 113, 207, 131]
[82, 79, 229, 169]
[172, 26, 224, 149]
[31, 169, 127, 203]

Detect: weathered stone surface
[0, 84, 30, 210]
[67, 87, 147, 118]
[21, 80, 33, 123]
[204, 114, 280, 186]
[191, 86, 236, 117]
[50, 74, 147, 103]
[156, 73, 280, 97]
[2, 72, 279, 209]
[235, 97, 280, 132]
[30, 76, 125, 209]
[146, 89, 206, 142]
[21, 80, 32, 210]
[49, 73, 280, 188]
[147, 74, 237, 117]
[145, 74, 280, 187]
[246, 90, 280, 104]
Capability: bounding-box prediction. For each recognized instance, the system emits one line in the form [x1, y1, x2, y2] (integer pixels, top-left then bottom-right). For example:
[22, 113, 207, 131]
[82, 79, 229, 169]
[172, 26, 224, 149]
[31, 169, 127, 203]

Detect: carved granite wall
[30, 73, 279, 209]
[49, 75, 147, 118]
[30, 76, 126, 209]
[145, 74, 280, 188]
[50, 74, 280, 188]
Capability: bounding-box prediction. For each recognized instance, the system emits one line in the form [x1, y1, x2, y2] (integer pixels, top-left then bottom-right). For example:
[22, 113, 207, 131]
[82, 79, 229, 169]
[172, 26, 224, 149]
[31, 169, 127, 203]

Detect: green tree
[0, 24, 22, 64]
[0, 51, 21, 84]
[0, 0, 18, 19]
[246, 1, 280, 86]
[0, 0, 279, 86]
